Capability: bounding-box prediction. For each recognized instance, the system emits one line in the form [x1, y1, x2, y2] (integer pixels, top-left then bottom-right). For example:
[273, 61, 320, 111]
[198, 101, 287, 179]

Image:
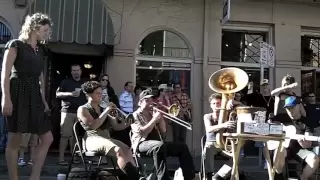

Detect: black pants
[138, 140, 195, 180]
[172, 122, 187, 143]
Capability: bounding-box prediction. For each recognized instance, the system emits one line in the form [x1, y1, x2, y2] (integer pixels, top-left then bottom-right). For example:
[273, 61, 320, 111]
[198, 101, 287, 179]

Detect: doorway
[46, 52, 105, 150]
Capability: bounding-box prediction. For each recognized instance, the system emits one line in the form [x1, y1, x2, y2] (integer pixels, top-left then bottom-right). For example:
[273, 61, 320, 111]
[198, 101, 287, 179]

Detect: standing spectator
[18, 134, 38, 165]
[133, 85, 143, 111]
[170, 83, 191, 143]
[99, 74, 119, 107]
[0, 86, 6, 153]
[0, 110, 6, 153]
[0, 36, 7, 154]
[303, 92, 320, 155]
[56, 64, 86, 165]
[119, 81, 134, 113]
[247, 79, 275, 169]
[155, 84, 171, 109]
[112, 81, 134, 147]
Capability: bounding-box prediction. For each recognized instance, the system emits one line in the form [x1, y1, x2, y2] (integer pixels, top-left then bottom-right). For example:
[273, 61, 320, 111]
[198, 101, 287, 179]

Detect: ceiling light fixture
[84, 63, 92, 69]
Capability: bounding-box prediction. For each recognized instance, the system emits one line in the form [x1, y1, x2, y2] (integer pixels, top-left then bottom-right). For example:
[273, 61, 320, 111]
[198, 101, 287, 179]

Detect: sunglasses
[101, 79, 108, 81]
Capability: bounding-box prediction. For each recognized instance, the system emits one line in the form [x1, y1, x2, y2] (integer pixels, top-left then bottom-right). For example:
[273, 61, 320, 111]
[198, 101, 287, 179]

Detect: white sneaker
[18, 158, 26, 166]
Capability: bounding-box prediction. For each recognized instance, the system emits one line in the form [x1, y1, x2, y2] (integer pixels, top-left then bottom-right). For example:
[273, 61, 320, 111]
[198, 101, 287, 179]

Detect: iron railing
[301, 36, 320, 67]
[0, 22, 12, 44]
[222, 31, 267, 63]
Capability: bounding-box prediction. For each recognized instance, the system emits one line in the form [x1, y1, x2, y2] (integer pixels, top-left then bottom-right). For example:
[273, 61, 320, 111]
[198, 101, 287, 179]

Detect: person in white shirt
[111, 81, 134, 147]
[119, 81, 134, 114]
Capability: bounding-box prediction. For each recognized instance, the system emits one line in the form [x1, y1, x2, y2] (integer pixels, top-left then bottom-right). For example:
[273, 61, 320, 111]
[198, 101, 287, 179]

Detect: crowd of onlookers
[0, 63, 192, 167]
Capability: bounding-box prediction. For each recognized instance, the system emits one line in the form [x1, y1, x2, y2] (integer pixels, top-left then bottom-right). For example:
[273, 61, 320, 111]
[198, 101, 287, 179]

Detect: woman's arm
[1, 45, 17, 101]
[39, 72, 48, 107]
[77, 106, 111, 130]
[108, 115, 130, 131]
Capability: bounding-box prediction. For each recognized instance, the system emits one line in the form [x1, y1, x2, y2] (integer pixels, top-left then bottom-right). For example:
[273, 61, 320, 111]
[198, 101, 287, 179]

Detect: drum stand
[222, 133, 284, 180]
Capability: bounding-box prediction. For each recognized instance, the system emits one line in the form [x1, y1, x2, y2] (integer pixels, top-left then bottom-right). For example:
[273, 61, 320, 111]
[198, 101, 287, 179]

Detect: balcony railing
[138, 47, 190, 58]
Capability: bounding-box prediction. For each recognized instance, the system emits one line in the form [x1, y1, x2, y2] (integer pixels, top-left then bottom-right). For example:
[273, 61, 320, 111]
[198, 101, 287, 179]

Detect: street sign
[222, 0, 230, 25]
[260, 41, 275, 67]
[260, 42, 268, 65]
[268, 45, 275, 67]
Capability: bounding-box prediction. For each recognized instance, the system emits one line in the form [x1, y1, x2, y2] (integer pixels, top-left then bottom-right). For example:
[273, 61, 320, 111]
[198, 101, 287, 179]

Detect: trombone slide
[154, 108, 192, 130]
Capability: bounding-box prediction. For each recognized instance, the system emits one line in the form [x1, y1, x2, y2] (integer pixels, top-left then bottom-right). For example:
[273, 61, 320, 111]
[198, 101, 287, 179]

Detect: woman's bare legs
[29, 131, 53, 180]
[6, 132, 22, 180]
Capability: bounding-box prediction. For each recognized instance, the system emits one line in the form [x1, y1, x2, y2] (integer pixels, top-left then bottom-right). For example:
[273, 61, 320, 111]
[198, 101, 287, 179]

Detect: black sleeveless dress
[4, 39, 51, 135]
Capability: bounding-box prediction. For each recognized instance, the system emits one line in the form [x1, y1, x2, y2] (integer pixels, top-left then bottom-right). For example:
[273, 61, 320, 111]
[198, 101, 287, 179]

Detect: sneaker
[28, 160, 33, 165]
[18, 158, 26, 166]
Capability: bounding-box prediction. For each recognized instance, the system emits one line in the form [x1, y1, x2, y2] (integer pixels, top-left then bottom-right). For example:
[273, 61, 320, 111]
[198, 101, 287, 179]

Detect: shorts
[60, 112, 77, 137]
[20, 133, 38, 148]
[85, 135, 130, 156]
[287, 146, 315, 163]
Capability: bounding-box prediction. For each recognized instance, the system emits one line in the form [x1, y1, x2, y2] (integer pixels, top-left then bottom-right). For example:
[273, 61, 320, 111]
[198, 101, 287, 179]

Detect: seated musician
[203, 93, 244, 180]
[131, 90, 196, 180]
[77, 81, 143, 180]
[270, 96, 319, 180]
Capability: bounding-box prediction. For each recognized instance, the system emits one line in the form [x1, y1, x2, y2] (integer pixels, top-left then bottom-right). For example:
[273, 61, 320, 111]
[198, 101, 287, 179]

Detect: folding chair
[129, 130, 155, 178]
[66, 121, 120, 180]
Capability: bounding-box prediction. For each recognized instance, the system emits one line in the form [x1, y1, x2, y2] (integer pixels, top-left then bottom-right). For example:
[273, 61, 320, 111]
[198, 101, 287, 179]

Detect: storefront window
[301, 36, 320, 67]
[136, 60, 191, 96]
[137, 30, 191, 58]
[222, 30, 267, 63]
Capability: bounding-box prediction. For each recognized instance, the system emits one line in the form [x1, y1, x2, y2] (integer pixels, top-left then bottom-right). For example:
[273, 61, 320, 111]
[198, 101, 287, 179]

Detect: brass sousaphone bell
[208, 67, 249, 156]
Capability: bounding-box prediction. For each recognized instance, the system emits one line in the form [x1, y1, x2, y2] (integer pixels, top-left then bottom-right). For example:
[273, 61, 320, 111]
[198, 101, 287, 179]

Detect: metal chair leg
[66, 145, 78, 180]
[109, 157, 120, 180]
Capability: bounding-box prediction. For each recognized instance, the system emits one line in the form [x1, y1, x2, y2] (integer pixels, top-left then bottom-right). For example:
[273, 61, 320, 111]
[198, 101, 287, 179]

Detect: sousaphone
[208, 67, 249, 155]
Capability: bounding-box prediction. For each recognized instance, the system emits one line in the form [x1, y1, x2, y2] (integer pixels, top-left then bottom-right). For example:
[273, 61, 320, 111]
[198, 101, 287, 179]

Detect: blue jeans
[0, 113, 7, 151]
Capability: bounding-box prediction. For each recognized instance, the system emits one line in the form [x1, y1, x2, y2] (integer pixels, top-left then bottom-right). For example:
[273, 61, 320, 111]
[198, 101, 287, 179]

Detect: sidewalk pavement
[0, 153, 271, 179]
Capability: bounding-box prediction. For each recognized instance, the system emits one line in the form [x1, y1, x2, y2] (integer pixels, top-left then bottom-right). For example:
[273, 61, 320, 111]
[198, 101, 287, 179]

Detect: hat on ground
[158, 84, 168, 90]
[260, 79, 269, 85]
[283, 96, 297, 108]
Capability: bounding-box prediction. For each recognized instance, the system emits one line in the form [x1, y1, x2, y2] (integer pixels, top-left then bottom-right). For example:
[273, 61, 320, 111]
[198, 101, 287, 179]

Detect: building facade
[1, 0, 320, 155]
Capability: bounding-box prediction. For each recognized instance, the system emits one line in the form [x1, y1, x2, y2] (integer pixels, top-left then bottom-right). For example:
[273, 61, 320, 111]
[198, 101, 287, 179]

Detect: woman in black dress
[1, 13, 53, 180]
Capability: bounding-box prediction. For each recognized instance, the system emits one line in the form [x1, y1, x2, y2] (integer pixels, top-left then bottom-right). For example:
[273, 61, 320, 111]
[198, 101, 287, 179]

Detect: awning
[28, 0, 114, 46]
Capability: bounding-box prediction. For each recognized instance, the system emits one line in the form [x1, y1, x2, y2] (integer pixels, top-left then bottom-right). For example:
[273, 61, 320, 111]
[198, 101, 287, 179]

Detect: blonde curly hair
[19, 13, 53, 42]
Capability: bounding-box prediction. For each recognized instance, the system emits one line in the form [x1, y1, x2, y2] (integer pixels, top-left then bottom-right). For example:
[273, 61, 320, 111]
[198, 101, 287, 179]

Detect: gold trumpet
[152, 102, 192, 130]
[100, 101, 134, 124]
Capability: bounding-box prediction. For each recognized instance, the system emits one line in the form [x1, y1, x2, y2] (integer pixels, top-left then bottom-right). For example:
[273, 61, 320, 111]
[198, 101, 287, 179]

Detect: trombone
[100, 101, 134, 124]
[152, 102, 192, 130]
